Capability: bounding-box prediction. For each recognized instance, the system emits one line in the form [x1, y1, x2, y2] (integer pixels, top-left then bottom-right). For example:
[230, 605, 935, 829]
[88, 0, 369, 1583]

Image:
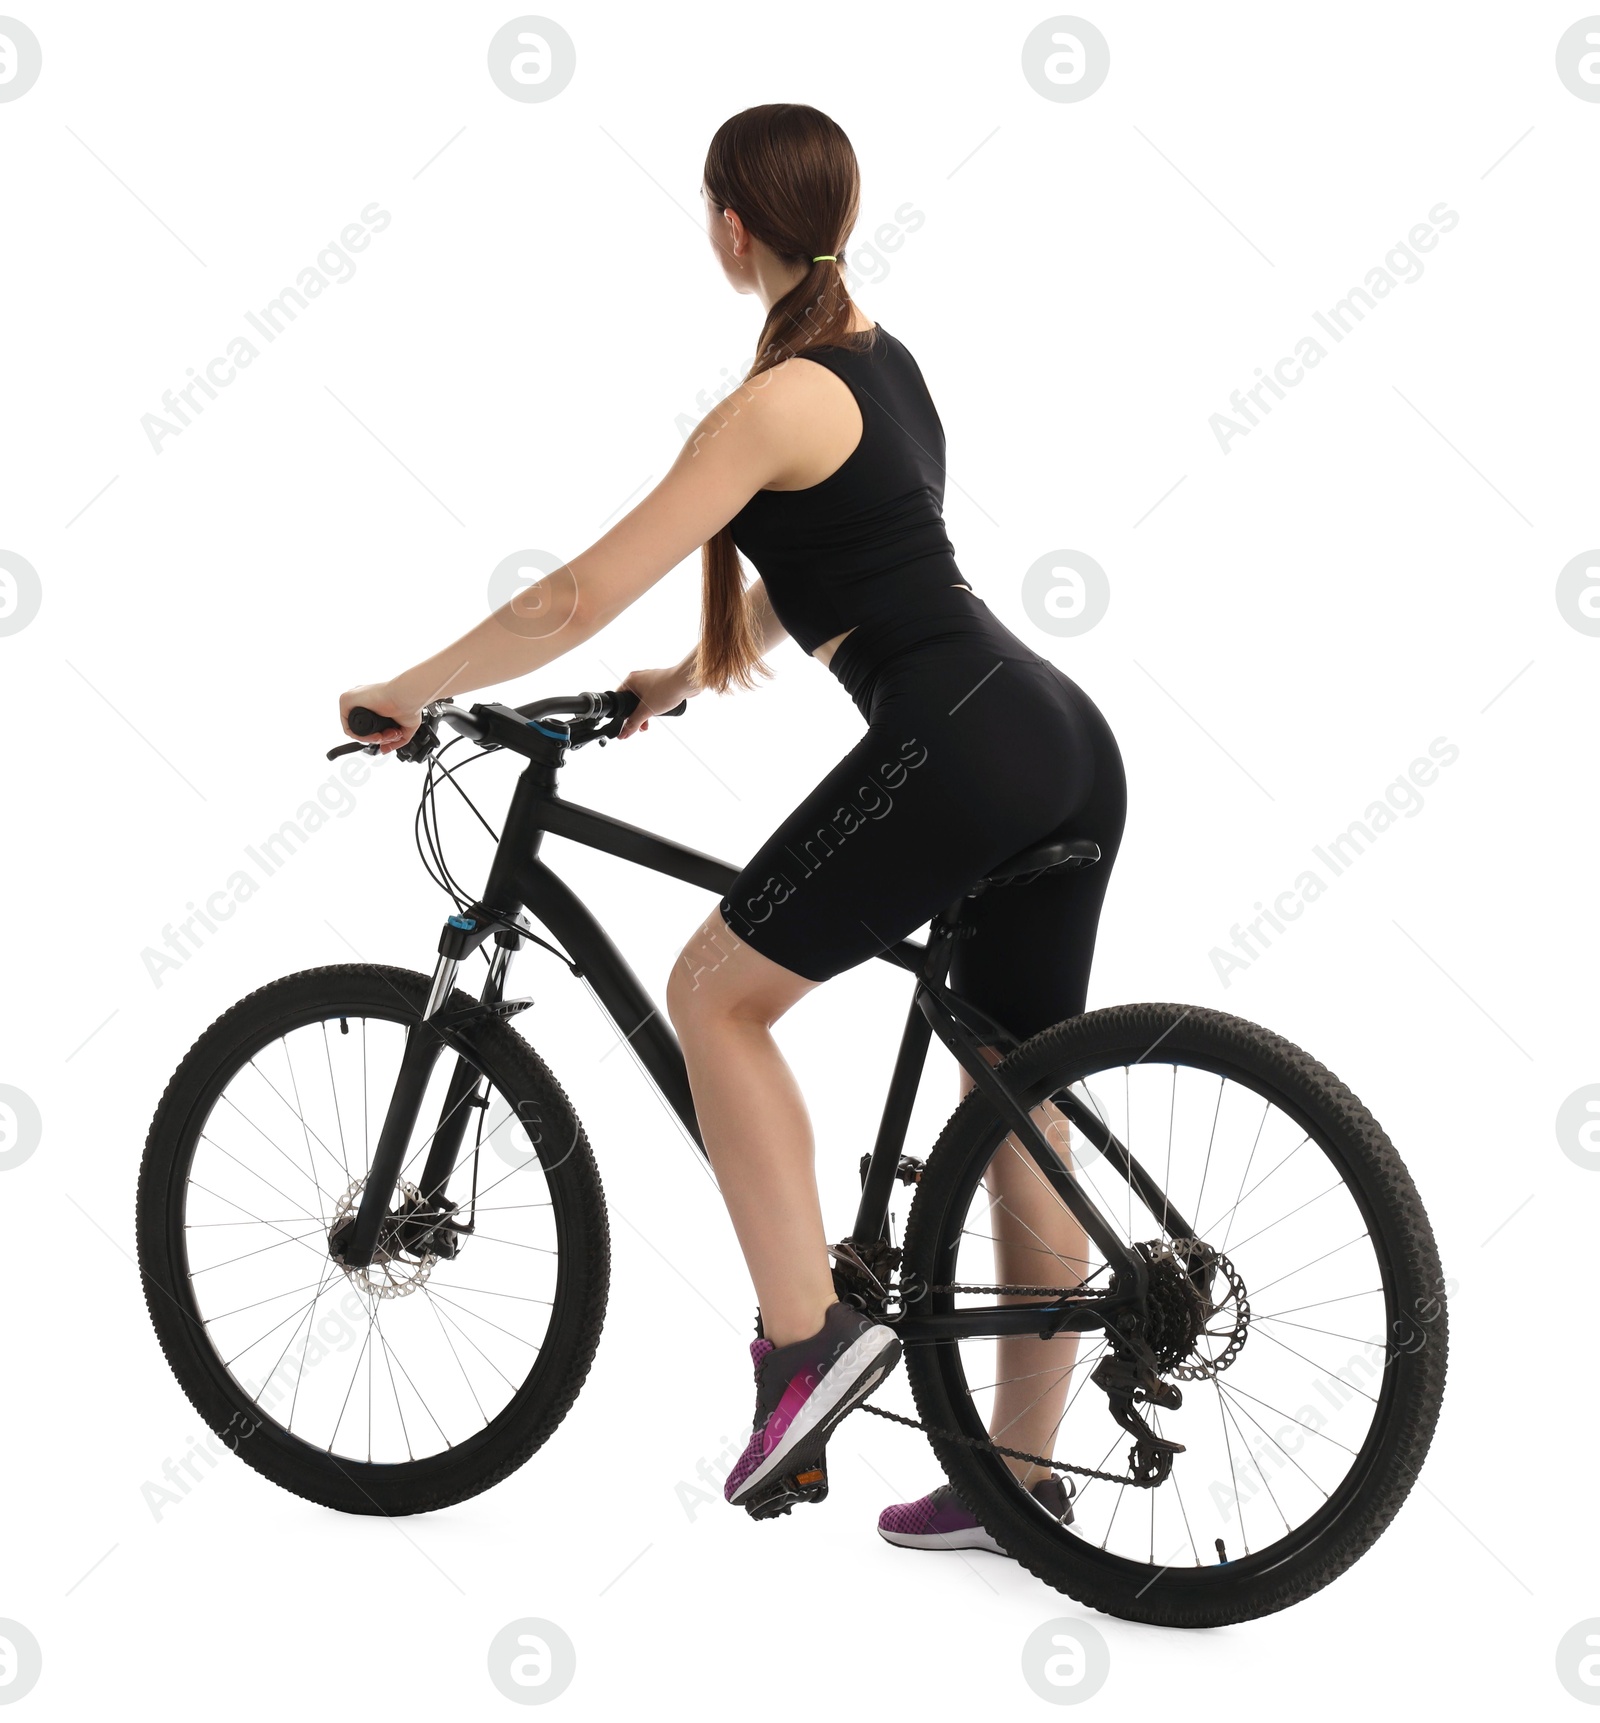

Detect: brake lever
[325, 716, 440, 763]
[586, 697, 683, 747]
[596, 697, 687, 745]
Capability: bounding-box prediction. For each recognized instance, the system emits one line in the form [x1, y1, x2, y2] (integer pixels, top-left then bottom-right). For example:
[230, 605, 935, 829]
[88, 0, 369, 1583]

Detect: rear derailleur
[1088, 1350, 1185, 1487]
[1091, 1236, 1241, 1486]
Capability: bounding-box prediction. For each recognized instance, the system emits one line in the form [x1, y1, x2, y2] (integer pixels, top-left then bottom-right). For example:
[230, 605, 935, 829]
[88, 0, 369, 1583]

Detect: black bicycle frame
[345, 732, 1182, 1341]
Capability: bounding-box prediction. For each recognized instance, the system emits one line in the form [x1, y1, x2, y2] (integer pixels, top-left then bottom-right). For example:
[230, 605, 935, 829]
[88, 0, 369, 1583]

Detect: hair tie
[812, 254, 837, 263]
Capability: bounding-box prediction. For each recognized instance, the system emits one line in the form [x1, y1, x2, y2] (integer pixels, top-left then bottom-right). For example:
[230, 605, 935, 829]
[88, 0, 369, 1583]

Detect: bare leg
[961, 1047, 1091, 1488]
[666, 908, 838, 1347]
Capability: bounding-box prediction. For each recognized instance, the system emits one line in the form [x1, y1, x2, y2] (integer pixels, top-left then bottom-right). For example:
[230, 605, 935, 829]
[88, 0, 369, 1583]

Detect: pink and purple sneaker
[878, 1476, 1075, 1552]
[724, 1301, 901, 1519]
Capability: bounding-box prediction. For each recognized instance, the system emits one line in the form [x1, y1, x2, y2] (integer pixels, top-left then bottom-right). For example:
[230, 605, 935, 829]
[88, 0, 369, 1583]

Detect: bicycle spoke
[1195, 1132, 1312, 1244]
[1151, 1406, 1200, 1567]
[463, 1234, 559, 1256]
[211, 1103, 339, 1215]
[1219, 1093, 1272, 1255]
[187, 1217, 314, 1228]
[424, 1283, 553, 1305]
[190, 1228, 328, 1276]
[1214, 1379, 1247, 1555]
[329, 1319, 377, 1456]
[1217, 1383, 1290, 1537]
[368, 1317, 454, 1450]
[426, 1296, 525, 1395]
[236, 1058, 348, 1194]
[423, 1288, 490, 1426]
[1223, 1178, 1346, 1256]
[189, 1172, 329, 1259]
[320, 1020, 352, 1187]
[207, 1276, 330, 1325]
[1247, 1232, 1371, 1299]
[218, 1280, 338, 1370]
[964, 1358, 1098, 1395]
[1212, 1379, 1363, 1458]
[1247, 1321, 1383, 1405]
[1191, 1074, 1224, 1234]
[281, 1036, 328, 1229]
[1253, 1287, 1384, 1320]
[373, 1312, 417, 1462]
[285, 1273, 342, 1433]
[245, 1290, 331, 1424]
[1214, 1378, 1329, 1503]
[1249, 1313, 1377, 1346]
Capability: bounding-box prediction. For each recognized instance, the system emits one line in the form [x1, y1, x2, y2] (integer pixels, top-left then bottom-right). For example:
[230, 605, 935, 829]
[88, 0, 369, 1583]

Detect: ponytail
[696, 106, 863, 693]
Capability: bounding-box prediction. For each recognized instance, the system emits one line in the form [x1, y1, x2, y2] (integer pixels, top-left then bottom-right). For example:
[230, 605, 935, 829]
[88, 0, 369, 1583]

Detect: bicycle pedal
[742, 1461, 829, 1521]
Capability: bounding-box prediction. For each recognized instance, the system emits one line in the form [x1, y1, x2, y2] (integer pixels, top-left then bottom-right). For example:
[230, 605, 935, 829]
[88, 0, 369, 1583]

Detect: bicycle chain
[857, 1257, 1247, 1486]
[859, 1278, 1158, 1490]
[857, 1401, 1151, 1489]
[928, 1281, 1097, 1297]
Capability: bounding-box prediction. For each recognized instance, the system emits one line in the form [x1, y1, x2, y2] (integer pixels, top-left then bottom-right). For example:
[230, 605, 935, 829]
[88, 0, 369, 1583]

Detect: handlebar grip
[348, 706, 402, 737]
[610, 690, 687, 721]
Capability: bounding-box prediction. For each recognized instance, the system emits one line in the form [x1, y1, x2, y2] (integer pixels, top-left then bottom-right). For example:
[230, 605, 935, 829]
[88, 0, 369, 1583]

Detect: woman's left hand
[616, 664, 700, 739]
[339, 683, 422, 753]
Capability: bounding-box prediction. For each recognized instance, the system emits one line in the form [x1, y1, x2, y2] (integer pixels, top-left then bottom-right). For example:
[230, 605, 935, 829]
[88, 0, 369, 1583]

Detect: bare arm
[340, 371, 807, 746]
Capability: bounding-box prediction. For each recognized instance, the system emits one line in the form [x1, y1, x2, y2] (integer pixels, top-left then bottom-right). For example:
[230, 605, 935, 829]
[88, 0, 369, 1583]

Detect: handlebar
[331, 688, 687, 764]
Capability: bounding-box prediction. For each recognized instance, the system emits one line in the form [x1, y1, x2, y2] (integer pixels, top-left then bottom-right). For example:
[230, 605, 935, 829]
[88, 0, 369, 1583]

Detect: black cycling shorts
[717, 601, 1127, 1041]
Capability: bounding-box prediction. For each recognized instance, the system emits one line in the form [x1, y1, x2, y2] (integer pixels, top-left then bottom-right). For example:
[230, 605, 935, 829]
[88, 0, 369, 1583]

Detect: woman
[340, 104, 1125, 1552]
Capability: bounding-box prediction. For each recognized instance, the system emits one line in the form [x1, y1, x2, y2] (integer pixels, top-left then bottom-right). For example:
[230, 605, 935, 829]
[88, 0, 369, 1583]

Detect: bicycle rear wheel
[136, 963, 608, 1515]
[900, 1003, 1447, 1626]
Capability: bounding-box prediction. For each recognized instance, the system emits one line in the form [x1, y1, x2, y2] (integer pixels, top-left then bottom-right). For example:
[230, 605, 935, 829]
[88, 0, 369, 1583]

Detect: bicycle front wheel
[900, 1003, 1447, 1627]
[136, 963, 609, 1515]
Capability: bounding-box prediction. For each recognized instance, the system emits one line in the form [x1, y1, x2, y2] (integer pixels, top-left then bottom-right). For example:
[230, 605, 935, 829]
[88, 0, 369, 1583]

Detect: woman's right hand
[616, 665, 699, 738]
[339, 681, 423, 753]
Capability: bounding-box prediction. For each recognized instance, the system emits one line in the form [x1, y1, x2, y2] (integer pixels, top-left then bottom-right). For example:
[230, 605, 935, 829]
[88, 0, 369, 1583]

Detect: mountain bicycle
[136, 687, 1448, 1627]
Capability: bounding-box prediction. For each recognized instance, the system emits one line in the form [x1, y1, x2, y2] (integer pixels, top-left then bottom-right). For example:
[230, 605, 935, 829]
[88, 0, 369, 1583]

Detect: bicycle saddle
[978, 832, 1101, 887]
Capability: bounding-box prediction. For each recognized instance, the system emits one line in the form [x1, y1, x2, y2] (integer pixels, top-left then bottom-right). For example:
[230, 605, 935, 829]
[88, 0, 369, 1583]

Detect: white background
[3, 0, 1597, 1715]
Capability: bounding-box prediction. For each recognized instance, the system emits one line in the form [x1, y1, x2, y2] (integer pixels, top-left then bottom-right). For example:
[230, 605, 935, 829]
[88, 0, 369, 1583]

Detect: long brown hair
[696, 104, 864, 693]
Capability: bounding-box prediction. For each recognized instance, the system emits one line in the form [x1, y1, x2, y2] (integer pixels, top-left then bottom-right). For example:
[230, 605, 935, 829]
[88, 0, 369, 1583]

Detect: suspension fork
[339, 937, 513, 1272]
[340, 759, 565, 1271]
[413, 941, 514, 1208]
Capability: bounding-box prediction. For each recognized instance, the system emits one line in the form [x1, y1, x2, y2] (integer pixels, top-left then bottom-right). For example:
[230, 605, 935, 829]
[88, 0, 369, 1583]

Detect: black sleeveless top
[728, 326, 978, 656]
